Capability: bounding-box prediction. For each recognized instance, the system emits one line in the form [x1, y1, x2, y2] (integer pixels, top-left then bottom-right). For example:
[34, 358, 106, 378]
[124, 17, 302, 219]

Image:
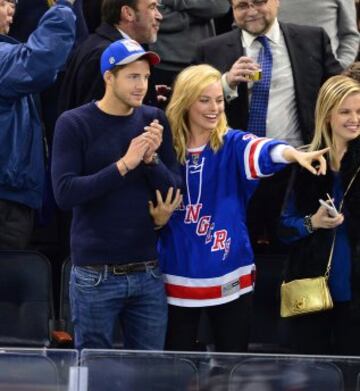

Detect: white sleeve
[221, 73, 238, 102]
[270, 144, 294, 163]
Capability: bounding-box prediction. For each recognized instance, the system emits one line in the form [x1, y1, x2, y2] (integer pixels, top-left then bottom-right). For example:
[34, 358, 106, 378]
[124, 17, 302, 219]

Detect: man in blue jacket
[0, 0, 76, 249]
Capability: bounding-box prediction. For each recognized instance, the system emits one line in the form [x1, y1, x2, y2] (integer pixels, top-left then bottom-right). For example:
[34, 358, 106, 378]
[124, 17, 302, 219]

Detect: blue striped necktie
[247, 35, 273, 137]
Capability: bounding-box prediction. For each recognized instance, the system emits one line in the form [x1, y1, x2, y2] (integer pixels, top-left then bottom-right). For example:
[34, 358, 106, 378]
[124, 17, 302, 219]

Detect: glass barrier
[1, 348, 360, 390]
[80, 349, 360, 391]
[0, 348, 78, 391]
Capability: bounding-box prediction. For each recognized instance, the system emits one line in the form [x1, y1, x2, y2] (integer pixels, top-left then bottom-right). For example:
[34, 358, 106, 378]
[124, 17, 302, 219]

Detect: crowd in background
[0, 0, 360, 355]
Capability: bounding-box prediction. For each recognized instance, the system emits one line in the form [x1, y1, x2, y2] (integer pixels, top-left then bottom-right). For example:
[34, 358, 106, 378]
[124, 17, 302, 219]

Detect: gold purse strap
[324, 165, 360, 279]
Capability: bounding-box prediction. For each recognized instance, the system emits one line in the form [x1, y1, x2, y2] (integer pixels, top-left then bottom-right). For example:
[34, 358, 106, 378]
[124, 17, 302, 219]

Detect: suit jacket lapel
[227, 28, 245, 66]
[235, 28, 249, 125]
[280, 23, 301, 87]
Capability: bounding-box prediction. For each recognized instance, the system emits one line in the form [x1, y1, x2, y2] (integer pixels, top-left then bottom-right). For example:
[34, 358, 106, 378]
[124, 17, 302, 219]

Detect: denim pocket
[149, 266, 162, 279]
[72, 266, 103, 289]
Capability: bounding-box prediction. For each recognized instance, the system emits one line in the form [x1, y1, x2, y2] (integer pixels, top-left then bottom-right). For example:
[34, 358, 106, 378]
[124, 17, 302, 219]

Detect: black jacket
[58, 23, 122, 114]
[280, 138, 360, 307]
[58, 22, 158, 114]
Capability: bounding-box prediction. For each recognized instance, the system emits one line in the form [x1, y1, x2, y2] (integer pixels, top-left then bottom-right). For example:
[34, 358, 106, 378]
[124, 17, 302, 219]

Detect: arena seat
[81, 350, 199, 391]
[229, 357, 344, 391]
[0, 250, 55, 347]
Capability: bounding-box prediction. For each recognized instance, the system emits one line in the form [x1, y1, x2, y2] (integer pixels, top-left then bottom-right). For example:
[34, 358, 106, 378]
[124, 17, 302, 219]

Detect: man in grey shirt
[279, 0, 359, 68]
[149, 0, 230, 88]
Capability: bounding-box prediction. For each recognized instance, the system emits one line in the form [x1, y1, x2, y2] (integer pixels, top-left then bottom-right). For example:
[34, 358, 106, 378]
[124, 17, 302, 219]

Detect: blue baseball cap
[100, 39, 160, 76]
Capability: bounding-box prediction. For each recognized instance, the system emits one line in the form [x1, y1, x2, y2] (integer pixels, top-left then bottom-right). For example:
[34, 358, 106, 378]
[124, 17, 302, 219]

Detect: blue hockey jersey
[159, 129, 288, 307]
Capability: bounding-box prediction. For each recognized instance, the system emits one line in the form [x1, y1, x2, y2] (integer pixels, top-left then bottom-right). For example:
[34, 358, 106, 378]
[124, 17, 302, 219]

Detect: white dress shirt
[223, 20, 303, 147]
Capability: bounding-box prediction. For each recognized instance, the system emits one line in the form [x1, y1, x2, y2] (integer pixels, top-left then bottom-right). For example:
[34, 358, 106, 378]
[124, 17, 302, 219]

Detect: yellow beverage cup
[250, 69, 262, 81]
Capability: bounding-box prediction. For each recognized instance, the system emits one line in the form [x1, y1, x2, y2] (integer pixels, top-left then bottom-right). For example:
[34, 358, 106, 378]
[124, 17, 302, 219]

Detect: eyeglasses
[233, 0, 268, 12]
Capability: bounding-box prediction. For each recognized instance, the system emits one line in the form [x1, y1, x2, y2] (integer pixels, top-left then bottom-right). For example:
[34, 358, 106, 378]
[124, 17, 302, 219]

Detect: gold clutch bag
[280, 166, 360, 319]
[280, 276, 333, 318]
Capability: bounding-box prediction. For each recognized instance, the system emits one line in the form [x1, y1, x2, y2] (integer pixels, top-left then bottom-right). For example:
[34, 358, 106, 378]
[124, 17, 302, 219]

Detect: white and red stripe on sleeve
[243, 137, 274, 180]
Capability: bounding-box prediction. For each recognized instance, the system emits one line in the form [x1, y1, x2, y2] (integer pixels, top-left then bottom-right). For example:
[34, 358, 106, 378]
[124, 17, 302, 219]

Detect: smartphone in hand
[319, 199, 338, 217]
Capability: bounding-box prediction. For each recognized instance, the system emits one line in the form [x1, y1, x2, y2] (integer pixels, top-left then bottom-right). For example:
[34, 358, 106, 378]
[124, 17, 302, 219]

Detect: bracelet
[121, 159, 129, 173]
[304, 214, 314, 234]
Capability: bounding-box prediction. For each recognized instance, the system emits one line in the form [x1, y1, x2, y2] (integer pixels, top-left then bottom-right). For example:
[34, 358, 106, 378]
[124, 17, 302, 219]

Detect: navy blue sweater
[52, 102, 181, 265]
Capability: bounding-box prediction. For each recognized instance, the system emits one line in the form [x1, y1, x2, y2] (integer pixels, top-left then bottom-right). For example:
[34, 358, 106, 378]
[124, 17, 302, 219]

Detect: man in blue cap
[52, 39, 181, 350]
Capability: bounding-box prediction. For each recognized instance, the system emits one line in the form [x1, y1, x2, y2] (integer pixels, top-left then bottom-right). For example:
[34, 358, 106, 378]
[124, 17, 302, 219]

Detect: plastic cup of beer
[250, 69, 262, 81]
[246, 56, 262, 81]
[246, 49, 262, 81]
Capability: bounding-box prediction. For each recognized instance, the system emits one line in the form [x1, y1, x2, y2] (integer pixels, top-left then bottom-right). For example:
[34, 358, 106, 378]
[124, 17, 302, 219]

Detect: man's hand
[143, 119, 163, 164]
[226, 56, 260, 89]
[149, 187, 182, 228]
[116, 134, 149, 175]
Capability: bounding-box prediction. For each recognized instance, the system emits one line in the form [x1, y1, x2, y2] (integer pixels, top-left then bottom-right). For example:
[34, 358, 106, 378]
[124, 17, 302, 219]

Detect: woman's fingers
[171, 189, 182, 209]
[301, 161, 317, 175]
[155, 189, 164, 205]
[313, 148, 329, 175]
[316, 155, 327, 175]
[148, 200, 154, 214]
[165, 187, 174, 204]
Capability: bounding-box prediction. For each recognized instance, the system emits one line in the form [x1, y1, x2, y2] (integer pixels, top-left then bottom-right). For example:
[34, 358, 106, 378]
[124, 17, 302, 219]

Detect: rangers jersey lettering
[159, 130, 288, 307]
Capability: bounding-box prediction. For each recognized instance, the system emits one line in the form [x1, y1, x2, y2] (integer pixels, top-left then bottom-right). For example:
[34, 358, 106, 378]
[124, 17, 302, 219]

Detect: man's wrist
[144, 153, 159, 166]
[116, 158, 129, 177]
[222, 73, 238, 102]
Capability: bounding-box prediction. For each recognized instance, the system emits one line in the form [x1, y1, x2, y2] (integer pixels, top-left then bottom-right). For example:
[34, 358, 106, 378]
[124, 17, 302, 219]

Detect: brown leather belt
[84, 260, 158, 275]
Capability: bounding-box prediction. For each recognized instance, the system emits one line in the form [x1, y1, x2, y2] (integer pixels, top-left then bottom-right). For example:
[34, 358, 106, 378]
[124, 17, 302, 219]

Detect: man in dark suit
[194, 0, 342, 251]
[58, 0, 162, 113]
[195, 0, 342, 145]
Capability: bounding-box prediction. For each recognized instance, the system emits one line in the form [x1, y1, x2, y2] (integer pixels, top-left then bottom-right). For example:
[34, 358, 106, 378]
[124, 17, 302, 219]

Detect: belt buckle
[112, 265, 127, 275]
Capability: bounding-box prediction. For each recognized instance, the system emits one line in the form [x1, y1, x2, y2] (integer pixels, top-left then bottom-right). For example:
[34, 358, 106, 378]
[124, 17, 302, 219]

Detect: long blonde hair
[47, 0, 56, 6]
[309, 75, 360, 170]
[166, 64, 228, 164]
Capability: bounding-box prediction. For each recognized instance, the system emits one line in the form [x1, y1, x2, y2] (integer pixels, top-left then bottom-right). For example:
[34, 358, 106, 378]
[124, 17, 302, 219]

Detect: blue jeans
[69, 264, 167, 350]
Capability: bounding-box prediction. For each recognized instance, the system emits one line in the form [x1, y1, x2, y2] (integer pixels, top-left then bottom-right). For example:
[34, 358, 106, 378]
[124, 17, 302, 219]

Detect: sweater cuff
[101, 163, 126, 187]
[270, 144, 292, 164]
